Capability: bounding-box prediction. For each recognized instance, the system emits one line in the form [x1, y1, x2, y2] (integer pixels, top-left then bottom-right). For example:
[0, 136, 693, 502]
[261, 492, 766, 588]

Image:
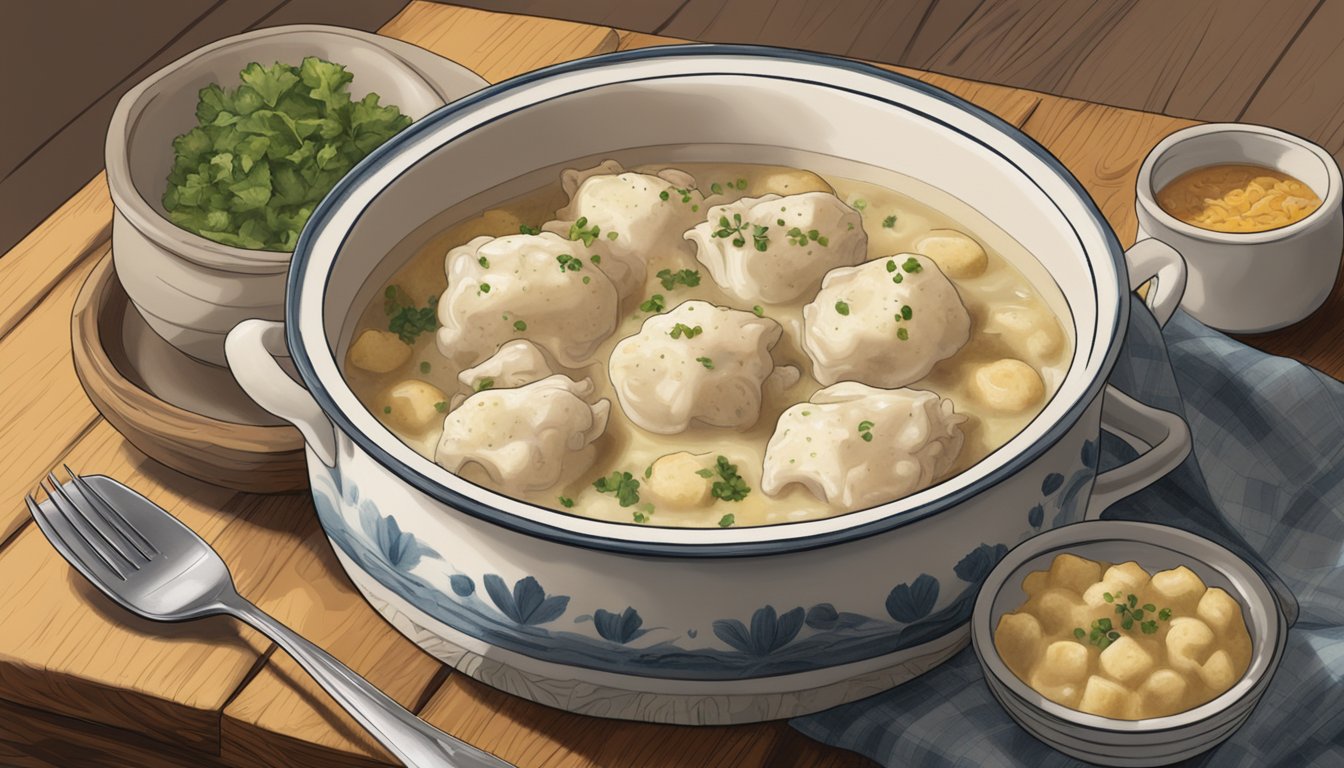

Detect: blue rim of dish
[286, 44, 1129, 558]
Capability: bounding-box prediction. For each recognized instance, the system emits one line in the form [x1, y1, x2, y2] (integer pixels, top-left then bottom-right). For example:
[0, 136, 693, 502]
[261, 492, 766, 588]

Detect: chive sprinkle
[901, 305, 913, 320]
[902, 256, 923, 273]
[478, 256, 490, 268]
[897, 327, 909, 341]
[752, 305, 764, 317]
[835, 300, 850, 316]
[558, 496, 575, 508]
[882, 214, 897, 228]
[696, 356, 714, 369]
[419, 361, 431, 374]
[513, 320, 527, 331]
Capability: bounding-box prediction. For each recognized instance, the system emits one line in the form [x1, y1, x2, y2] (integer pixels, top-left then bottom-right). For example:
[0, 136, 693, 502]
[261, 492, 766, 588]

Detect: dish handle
[1125, 237, 1187, 327]
[1085, 386, 1192, 520]
[226, 319, 337, 467]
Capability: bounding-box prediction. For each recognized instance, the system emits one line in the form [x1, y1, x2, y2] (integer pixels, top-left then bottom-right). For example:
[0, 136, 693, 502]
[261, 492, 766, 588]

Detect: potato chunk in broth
[343, 161, 1072, 528]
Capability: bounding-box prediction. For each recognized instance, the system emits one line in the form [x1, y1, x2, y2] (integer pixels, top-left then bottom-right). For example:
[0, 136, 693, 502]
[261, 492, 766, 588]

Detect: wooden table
[1, 4, 1340, 766]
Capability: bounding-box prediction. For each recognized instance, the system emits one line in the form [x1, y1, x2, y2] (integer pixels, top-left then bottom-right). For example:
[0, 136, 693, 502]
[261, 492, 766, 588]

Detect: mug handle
[226, 319, 338, 467]
[1125, 237, 1186, 328]
[1084, 386, 1192, 520]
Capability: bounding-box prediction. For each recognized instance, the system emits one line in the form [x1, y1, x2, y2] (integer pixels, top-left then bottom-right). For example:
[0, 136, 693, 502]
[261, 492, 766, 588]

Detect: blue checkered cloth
[791, 297, 1344, 767]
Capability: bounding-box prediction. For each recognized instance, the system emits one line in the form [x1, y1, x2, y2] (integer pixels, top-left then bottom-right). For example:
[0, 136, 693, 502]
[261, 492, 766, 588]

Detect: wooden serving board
[0, 4, 1339, 768]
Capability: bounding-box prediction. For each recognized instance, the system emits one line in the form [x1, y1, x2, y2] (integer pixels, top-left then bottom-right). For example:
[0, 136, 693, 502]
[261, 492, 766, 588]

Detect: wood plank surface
[0, 696, 230, 768]
[0, 246, 106, 546]
[0, 175, 111, 341]
[378, 2, 620, 84]
[432, 0, 688, 35]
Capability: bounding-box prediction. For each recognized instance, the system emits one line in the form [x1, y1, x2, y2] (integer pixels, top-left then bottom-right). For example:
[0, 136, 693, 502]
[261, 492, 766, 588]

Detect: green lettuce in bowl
[163, 56, 412, 252]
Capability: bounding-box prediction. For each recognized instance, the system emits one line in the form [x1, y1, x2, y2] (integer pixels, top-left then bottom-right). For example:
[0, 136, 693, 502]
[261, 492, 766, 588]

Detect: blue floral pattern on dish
[312, 469, 1012, 679]
[1026, 439, 1098, 530]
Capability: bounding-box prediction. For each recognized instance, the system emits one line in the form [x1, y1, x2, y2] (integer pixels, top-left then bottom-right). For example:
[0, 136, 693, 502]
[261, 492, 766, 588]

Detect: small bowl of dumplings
[971, 520, 1289, 766]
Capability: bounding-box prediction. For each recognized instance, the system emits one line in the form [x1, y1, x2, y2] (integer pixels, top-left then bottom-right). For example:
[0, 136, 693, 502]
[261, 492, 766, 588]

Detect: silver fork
[25, 467, 512, 768]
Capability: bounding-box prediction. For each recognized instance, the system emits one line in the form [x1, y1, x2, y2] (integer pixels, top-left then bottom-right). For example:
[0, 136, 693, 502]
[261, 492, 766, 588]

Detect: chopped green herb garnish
[479, 282, 491, 294]
[882, 214, 897, 228]
[752, 305, 764, 317]
[669, 323, 703, 339]
[734, 178, 747, 190]
[606, 231, 619, 240]
[556, 253, 584, 272]
[853, 198, 867, 210]
[901, 305, 913, 320]
[644, 465, 653, 479]
[718, 513, 736, 528]
[519, 224, 542, 235]
[858, 420, 875, 442]
[902, 256, 923, 273]
[558, 496, 574, 508]
[659, 190, 670, 201]
[513, 320, 527, 332]
[834, 300, 850, 316]
[696, 356, 714, 369]
[633, 510, 650, 524]
[419, 361, 431, 374]
[590, 253, 602, 265]
[162, 58, 411, 252]
[712, 213, 750, 248]
[896, 327, 909, 341]
[708, 455, 750, 502]
[891, 273, 904, 284]
[383, 286, 438, 344]
[568, 216, 601, 246]
[475, 377, 494, 392]
[582, 276, 590, 284]
[710, 182, 724, 195]
[786, 226, 827, 247]
[383, 406, 392, 414]
[751, 224, 770, 252]
[478, 256, 490, 268]
[656, 268, 701, 290]
[639, 294, 666, 313]
[434, 401, 447, 412]
[593, 471, 640, 507]
[886, 260, 897, 273]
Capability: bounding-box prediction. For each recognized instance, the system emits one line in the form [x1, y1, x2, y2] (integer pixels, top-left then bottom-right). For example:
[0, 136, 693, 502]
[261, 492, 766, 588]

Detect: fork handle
[222, 596, 513, 768]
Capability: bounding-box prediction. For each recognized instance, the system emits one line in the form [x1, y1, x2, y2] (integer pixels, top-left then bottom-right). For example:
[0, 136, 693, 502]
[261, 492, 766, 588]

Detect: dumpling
[802, 254, 970, 387]
[761, 383, 966, 511]
[458, 340, 552, 391]
[608, 300, 782, 434]
[686, 192, 865, 304]
[436, 233, 619, 368]
[915, 229, 988, 279]
[544, 160, 704, 296]
[435, 375, 610, 492]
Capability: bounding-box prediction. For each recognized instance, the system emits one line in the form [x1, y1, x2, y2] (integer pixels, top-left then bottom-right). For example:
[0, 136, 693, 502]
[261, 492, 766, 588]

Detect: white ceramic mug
[1134, 123, 1343, 334]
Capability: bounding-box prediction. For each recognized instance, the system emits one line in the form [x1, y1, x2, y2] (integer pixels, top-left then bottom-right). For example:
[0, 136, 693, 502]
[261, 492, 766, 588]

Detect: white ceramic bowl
[105, 25, 485, 366]
[1135, 123, 1344, 334]
[971, 520, 1290, 766]
[226, 46, 1195, 725]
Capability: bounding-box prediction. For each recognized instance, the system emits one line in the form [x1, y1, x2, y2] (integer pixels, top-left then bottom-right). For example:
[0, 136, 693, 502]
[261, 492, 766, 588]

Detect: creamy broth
[343, 162, 1073, 527]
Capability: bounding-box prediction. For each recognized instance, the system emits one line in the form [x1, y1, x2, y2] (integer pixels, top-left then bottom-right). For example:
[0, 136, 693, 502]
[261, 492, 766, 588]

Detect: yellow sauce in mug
[1157, 163, 1321, 233]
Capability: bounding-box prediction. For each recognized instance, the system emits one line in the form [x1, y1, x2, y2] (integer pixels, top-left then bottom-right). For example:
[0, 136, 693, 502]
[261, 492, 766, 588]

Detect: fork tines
[26, 467, 156, 583]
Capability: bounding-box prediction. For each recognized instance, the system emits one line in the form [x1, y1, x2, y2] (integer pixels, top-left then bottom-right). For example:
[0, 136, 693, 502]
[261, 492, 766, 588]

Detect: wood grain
[660, 0, 905, 58]
[0, 695, 230, 768]
[616, 32, 1043, 132]
[379, 1, 620, 84]
[1020, 96, 1199, 246]
[220, 496, 445, 768]
[425, 0, 687, 35]
[0, 174, 111, 341]
[1241, 0, 1344, 160]
[1067, 0, 1320, 120]
[417, 674, 783, 768]
[0, 249, 105, 546]
[71, 255, 307, 494]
